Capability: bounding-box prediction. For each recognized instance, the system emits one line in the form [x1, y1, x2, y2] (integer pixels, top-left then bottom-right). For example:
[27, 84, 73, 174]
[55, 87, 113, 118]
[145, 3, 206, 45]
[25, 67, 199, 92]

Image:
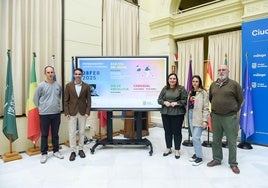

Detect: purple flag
[186, 59, 193, 136]
[186, 59, 193, 93]
[239, 58, 254, 139]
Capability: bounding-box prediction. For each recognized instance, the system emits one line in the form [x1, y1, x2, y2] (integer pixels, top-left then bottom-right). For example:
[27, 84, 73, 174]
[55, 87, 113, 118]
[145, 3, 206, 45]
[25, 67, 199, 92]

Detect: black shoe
[192, 157, 203, 166]
[69, 152, 76, 161]
[78, 150, 86, 158]
[163, 150, 172, 157]
[175, 154, 180, 159]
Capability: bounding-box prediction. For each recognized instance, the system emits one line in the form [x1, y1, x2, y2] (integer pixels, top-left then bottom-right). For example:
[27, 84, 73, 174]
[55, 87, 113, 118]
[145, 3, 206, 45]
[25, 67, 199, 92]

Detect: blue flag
[239, 57, 254, 139]
[3, 50, 18, 142]
[72, 56, 75, 81]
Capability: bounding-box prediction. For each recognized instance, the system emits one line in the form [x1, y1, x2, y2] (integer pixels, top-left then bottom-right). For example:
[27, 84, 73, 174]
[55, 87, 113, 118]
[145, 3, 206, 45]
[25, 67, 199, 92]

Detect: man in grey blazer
[64, 68, 91, 161]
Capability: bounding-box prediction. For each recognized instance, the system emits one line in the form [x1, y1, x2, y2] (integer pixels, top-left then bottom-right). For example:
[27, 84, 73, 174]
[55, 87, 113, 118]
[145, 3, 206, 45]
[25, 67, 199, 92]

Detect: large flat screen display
[76, 56, 168, 110]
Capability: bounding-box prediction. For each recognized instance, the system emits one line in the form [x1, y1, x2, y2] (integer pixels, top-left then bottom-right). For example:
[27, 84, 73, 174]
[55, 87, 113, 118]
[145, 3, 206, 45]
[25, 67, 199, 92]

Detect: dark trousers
[161, 114, 184, 150]
[40, 113, 61, 155]
[211, 113, 239, 166]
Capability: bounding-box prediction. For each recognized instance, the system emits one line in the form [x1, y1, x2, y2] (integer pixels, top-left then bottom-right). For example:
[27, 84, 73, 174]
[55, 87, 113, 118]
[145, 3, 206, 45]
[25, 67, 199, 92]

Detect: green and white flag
[3, 50, 18, 142]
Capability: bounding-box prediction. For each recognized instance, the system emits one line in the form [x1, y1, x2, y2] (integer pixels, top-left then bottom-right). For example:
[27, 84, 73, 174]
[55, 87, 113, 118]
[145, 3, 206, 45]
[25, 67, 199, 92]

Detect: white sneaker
[189, 154, 197, 162]
[53, 151, 64, 159]
[40, 154, 48, 164]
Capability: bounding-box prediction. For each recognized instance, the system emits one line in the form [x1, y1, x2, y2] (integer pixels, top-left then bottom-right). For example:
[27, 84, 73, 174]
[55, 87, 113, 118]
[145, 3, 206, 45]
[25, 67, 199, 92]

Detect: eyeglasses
[218, 69, 227, 72]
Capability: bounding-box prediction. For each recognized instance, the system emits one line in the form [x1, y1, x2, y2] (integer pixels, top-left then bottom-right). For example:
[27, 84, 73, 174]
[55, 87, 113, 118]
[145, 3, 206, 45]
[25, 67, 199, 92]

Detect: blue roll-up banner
[242, 18, 268, 145]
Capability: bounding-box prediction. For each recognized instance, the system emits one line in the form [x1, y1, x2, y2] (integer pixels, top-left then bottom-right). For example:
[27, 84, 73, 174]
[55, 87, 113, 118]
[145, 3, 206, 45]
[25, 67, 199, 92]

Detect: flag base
[48, 143, 62, 151]
[2, 151, 22, 162]
[26, 146, 41, 156]
[202, 141, 212, 147]
[222, 140, 228, 148]
[237, 141, 253, 150]
[182, 139, 193, 147]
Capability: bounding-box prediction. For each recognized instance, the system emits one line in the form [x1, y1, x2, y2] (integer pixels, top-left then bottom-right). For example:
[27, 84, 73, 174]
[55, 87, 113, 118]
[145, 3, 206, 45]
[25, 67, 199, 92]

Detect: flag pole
[182, 55, 193, 147]
[26, 52, 41, 156]
[48, 55, 56, 150]
[237, 53, 253, 150]
[51, 54, 55, 66]
[9, 135, 13, 153]
[202, 116, 213, 147]
[221, 54, 228, 148]
[202, 127, 212, 147]
[2, 50, 22, 162]
[202, 59, 213, 147]
[33, 52, 37, 150]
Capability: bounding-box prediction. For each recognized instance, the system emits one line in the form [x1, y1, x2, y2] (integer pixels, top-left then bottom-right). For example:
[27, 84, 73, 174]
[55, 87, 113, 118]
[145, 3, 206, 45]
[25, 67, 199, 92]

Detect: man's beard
[218, 74, 228, 80]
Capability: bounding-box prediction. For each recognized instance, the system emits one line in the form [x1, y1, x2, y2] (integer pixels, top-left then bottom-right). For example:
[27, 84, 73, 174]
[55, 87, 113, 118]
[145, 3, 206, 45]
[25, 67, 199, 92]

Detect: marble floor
[1, 126, 268, 188]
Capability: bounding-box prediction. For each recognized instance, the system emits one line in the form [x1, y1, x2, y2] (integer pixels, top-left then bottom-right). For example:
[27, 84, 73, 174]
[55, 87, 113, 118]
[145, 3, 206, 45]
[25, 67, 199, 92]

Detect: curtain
[208, 30, 241, 83]
[101, 0, 139, 134]
[103, 0, 139, 56]
[177, 37, 204, 87]
[0, 0, 62, 116]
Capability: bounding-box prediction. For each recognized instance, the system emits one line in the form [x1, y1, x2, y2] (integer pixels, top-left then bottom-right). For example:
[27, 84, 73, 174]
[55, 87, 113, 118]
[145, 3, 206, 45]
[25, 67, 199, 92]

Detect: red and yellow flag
[26, 53, 40, 144]
[205, 60, 213, 132]
[204, 60, 213, 91]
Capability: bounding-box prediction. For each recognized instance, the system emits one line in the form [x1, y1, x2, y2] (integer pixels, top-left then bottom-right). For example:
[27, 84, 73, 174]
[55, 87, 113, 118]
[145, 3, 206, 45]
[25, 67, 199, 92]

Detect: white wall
[63, 0, 104, 137]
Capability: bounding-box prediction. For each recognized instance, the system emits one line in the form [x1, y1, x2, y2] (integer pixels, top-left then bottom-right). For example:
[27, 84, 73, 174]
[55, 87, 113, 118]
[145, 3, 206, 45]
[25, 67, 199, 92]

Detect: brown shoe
[78, 150, 86, 158]
[230, 165, 240, 174]
[69, 152, 76, 161]
[207, 160, 221, 167]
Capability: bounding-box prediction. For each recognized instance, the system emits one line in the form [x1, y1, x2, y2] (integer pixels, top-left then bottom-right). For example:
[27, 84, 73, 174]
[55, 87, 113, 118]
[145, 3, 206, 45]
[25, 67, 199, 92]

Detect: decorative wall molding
[150, 0, 245, 40]
[241, 0, 268, 21]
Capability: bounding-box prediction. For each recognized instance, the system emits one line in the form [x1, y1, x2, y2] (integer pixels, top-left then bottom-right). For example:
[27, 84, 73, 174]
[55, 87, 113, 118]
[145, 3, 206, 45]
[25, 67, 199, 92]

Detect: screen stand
[90, 111, 153, 156]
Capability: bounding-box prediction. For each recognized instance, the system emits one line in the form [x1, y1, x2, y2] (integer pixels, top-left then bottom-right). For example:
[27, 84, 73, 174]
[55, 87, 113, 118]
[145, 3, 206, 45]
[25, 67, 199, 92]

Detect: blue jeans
[189, 110, 203, 158]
